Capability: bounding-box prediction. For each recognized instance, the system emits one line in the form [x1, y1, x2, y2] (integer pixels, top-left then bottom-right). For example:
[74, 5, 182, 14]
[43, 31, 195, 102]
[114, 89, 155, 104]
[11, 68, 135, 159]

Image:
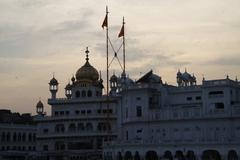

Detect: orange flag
[102, 14, 108, 29]
[118, 25, 124, 38]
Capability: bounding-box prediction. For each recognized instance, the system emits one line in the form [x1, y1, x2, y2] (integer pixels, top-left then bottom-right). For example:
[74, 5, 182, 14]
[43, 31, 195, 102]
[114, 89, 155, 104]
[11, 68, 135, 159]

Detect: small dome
[177, 70, 182, 76]
[36, 100, 44, 108]
[49, 77, 58, 85]
[65, 83, 72, 90]
[110, 74, 118, 82]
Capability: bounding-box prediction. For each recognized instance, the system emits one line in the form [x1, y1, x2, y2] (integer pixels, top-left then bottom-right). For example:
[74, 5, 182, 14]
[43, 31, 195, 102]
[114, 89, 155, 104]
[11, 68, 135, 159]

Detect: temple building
[35, 48, 120, 160]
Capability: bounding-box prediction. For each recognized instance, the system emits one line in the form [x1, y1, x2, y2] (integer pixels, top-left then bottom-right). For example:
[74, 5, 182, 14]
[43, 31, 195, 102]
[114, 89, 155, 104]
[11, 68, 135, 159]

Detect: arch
[1, 132, 6, 142]
[68, 123, 76, 132]
[163, 151, 173, 160]
[55, 124, 65, 133]
[228, 150, 238, 160]
[186, 150, 196, 160]
[202, 150, 221, 160]
[134, 151, 140, 160]
[55, 141, 65, 151]
[28, 133, 32, 141]
[86, 123, 93, 131]
[87, 90, 92, 97]
[145, 150, 158, 160]
[82, 90, 86, 97]
[174, 150, 184, 160]
[18, 133, 21, 141]
[22, 133, 26, 142]
[75, 91, 80, 98]
[77, 123, 84, 131]
[6, 132, 11, 142]
[124, 151, 133, 160]
[117, 152, 123, 160]
[13, 132, 17, 142]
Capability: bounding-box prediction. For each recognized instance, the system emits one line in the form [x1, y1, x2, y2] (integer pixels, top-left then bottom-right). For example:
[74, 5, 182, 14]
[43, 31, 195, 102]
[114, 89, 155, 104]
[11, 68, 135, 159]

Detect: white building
[104, 70, 240, 160]
[35, 48, 119, 160]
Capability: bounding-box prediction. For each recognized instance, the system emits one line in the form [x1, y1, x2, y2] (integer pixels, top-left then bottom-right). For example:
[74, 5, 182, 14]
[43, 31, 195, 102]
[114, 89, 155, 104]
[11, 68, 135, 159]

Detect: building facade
[35, 48, 120, 160]
[0, 110, 37, 160]
[104, 70, 240, 160]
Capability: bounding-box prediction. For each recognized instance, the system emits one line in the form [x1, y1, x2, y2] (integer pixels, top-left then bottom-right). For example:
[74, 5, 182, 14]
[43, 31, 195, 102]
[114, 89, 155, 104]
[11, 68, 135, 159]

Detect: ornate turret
[49, 75, 58, 99]
[36, 100, 44, 115]
[65, 83, 72, 99]
[110, 73, 118, 95]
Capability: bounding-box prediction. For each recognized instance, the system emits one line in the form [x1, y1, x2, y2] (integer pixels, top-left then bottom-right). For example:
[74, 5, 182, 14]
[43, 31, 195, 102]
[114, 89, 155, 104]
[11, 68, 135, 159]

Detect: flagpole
[105, 6, 110, 142]
[122, 17, 126, 75]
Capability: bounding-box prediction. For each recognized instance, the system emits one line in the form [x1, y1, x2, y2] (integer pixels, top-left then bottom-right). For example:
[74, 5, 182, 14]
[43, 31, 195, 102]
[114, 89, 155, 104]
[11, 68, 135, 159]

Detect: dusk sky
[0, 0, 239, 114]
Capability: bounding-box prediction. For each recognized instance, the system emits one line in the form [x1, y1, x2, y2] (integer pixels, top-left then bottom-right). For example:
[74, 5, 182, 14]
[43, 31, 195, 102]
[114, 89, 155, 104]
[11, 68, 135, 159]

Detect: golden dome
[75, 47, 99, 82]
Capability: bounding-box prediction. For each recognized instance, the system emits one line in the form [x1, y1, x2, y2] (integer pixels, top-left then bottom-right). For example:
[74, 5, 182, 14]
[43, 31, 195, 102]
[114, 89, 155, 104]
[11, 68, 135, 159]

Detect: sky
[0, 0, 239, 114]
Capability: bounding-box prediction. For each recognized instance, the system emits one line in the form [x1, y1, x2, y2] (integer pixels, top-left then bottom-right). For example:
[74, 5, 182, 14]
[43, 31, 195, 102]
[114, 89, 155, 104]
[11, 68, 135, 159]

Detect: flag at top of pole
[101, 6, 108, 29]
[118, 17, 125, 38]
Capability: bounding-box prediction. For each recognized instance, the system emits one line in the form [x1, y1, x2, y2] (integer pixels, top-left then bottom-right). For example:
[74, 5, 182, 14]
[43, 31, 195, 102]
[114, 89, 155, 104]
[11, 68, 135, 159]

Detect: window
[187, 97, 192, 101]
[136, 106, 142, 117]
[81, 110, 86, 115]
[55, 111, 58, 116]
[196, 96, 201, 100]
[126, 108, 128, 118]
[76, 91, 80, 98]
[75, 110, 79, 115]
[209, 91, 223, 95]
[43, 145, 48, 151]
[87, 110, 92, 114]
[65, 111, 69, 115]
[43, 129, 49, 134]
[126, 131, 128, 140]
[82, 90, 86, 97]
[215, 102, 224, 109]
[97, 109, 101, 114]
[60, 111, 64, 115]
[87, 90, 92, 97]
[136, 97, 141, 100]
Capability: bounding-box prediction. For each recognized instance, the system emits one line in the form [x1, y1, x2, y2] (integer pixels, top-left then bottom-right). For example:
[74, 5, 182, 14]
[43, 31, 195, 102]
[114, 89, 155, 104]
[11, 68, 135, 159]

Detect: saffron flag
[118, 25, 124, 38]
[102, 14, 108, 29]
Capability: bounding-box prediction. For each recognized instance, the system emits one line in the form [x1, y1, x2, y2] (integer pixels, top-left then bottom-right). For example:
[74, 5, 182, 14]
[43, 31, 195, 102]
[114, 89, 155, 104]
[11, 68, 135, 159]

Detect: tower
[49, 75, 58, 99]
[65, 83, 72, 99]
[110, 73, 118, 95]
[36, 100, 44, 115]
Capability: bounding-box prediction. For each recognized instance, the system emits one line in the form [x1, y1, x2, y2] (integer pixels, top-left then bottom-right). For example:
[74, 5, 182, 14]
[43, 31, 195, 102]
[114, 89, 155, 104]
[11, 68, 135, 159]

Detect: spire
[85, 47, 89, 62]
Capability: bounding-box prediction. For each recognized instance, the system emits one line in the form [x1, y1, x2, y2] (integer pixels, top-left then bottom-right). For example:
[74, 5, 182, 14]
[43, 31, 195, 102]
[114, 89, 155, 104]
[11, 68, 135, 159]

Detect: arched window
[6, 132, 10, 142]
[77, 123, 84, 131]
[87, 90, 92, 97]
[86, 123, 93, 131]
[13, 133, 17, 142]
[18, 133, 21, 141]
[1, 132, 6, 142]
[75, 91, 80, 98]
[28, 133, 32, 142]
[68, 123, 76, 132]
[22, 133, 26, 142]
[82, 90, 86, 97]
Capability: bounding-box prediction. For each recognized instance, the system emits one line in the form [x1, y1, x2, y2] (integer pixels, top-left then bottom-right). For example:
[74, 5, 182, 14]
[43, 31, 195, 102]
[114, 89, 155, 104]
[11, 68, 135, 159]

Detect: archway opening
[202, 150, 221, 160]
[175, 150, 184, 160]
[145, 150, 158, 160]
[228, 150, 238, 160]
[163, 151, 173, 160]
[124, 151, 133, 160]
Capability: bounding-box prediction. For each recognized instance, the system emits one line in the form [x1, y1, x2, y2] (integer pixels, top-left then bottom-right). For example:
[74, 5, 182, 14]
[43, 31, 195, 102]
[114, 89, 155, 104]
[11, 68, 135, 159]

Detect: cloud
[206, 55, 240, 66]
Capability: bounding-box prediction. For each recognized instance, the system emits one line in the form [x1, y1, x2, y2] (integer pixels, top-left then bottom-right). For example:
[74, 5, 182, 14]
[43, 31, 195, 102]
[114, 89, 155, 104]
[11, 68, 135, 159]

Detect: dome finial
[85, 47, 89, 61]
